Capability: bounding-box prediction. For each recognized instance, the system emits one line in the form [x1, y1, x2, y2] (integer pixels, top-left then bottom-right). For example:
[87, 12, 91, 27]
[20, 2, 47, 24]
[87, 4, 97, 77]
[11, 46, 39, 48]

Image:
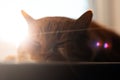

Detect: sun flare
[0, 0, 88, 47]
[0, 0, 88, 62]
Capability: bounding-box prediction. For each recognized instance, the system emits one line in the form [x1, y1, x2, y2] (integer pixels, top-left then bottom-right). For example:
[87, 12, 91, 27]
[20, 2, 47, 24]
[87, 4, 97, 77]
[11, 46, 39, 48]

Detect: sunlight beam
[0, 0, 88, 62]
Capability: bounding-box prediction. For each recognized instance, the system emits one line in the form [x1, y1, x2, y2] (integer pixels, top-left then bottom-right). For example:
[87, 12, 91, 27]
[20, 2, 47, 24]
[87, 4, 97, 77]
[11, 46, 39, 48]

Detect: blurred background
[89, 0, 120, 34]
[0, 0, 120, 62]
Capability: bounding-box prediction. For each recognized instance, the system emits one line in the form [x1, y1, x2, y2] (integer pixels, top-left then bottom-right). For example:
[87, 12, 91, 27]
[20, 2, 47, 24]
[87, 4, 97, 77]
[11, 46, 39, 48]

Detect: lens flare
[0, 0, 88, 62]
[96, 42, 101, 47]
[104, 43, 109, 49]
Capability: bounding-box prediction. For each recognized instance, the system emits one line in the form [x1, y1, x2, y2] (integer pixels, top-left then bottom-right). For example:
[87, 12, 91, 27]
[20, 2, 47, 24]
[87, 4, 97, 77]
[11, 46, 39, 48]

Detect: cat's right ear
[76, 10, 93, 28]
[21, 10, 35, 25]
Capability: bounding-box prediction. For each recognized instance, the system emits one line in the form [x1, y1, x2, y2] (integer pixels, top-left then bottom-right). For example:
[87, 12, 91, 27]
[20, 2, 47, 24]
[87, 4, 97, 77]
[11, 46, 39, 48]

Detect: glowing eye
[96, 42, 101, 47]
[104, 43, 109, 49]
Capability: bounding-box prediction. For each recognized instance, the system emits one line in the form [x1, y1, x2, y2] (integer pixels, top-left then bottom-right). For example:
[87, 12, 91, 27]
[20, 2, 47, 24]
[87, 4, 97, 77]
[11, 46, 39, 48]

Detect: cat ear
[76, 10, 93, 28]
[21, 10, 35, 25]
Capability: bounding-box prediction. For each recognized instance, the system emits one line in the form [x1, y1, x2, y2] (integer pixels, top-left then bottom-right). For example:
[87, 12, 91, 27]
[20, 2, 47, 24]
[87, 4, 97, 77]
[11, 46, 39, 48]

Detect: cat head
[20, 10, 93, 61]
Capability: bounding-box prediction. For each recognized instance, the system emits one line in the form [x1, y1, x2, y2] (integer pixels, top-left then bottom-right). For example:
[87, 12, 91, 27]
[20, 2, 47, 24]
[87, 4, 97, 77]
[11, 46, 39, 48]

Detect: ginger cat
[17, 10, 120, 62]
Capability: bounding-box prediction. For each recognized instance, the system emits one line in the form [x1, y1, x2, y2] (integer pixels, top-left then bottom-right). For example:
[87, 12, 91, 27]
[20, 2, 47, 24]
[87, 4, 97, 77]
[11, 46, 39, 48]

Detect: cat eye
[56, 40, 71, 47]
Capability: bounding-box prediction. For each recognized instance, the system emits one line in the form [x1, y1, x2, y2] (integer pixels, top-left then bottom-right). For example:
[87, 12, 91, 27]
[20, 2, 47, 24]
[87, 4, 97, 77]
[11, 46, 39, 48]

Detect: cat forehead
[37, 17, 75, 23]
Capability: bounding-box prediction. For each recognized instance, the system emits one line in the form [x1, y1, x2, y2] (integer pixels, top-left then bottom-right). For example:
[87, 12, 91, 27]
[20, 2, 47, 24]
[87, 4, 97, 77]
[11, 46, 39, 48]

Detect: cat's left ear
[76, 10, 93, 28]
[21, 10, 36, 26]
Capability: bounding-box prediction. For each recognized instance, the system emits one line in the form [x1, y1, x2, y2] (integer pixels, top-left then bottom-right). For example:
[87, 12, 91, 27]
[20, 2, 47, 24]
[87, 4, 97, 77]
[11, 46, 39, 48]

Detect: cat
[17, 10, 120, 62]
